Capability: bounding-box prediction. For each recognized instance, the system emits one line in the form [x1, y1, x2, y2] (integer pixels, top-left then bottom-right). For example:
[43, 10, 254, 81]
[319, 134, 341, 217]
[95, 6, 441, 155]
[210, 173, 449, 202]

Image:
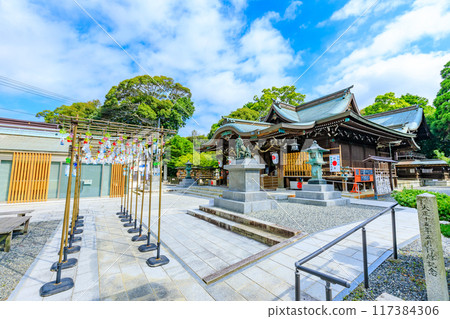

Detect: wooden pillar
[372, 161, 378, 199]
[278, 150, 284, 189]
[388, 162, 394, 191]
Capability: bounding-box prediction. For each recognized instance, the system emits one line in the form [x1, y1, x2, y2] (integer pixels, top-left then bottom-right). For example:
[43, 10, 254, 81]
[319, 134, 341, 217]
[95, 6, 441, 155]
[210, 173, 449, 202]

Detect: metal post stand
[391, 208, 398, 259]
[325, 281, 332, 301]
[362, 227, 369, 289]
[117, 165, 125, 215]
[139, 145, 156, 252]
[65, 140, 82, 255]
[40, 121, 77, 296]
[147, 131, 169, 267]
[128, 155, 140, 234]
[123, 154, 135, 227]
[119, 164, 130, 220]
[133, 156, 148, 241]
[295, 269, 301, 301]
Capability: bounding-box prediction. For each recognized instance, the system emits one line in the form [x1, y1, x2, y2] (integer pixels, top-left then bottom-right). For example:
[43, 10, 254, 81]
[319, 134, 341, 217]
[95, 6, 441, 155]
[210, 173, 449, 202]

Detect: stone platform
[289, 184, 350, 206]
[178, 178, 197, 187]
[213, 159, 276, 213]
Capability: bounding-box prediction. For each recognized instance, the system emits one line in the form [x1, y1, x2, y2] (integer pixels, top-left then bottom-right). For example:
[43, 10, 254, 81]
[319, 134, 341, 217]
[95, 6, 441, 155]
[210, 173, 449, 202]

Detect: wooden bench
[0, 210, 34, 217]
[0, 216, 32, 252]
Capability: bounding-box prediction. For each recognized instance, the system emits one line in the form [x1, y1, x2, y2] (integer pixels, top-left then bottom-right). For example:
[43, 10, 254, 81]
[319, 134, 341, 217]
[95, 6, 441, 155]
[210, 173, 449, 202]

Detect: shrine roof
[396, 159, 449, 166]
[264, 86, 357, 123]
[218, 122, 264, 133]
[364, 106, 424, 133]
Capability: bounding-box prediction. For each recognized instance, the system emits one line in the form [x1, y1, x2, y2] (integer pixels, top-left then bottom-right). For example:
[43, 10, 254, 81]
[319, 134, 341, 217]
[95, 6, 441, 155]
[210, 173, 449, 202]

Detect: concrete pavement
[6, 192, 420, 301]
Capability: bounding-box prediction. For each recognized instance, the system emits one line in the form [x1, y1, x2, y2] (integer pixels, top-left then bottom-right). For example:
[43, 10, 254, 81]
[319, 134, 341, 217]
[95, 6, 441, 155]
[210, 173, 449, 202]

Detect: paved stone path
[7, 192, 420, 301]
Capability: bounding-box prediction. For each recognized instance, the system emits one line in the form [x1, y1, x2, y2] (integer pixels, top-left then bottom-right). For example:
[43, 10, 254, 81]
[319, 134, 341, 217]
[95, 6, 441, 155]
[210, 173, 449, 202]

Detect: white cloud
[329, 0, 407, 21]
[284, 1, 302, 20]
[0, 0, 300, 136]
[315, 0, 450, 111]
[336, 0, 450, 71]
[317, 52, 450, 110]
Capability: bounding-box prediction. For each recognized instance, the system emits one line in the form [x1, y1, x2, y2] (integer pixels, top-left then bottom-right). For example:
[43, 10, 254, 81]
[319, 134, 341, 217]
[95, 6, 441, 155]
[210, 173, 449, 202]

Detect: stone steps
[187, 208, 287, 246]
[199, 205, 300, 238]
[183, 190, 222, 198]
[187, 205, 302, 246]
[175, 186, 224, 198]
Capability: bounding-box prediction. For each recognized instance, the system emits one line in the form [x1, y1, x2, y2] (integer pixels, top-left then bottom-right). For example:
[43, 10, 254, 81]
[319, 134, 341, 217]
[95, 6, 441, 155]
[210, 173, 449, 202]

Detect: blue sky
[0, 0, 449, 136]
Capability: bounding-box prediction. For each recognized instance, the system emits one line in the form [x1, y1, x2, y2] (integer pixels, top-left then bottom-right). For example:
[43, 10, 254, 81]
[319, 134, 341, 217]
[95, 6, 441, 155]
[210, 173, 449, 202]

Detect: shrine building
[202, 86, 441, 192]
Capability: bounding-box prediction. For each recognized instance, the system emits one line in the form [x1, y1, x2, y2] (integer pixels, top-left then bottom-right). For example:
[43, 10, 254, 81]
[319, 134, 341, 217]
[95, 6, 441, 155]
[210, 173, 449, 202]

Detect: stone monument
[289, 141, 349, 206]
[178, 160, 197, 187]
[213, 137, 277, 213]
[417, 193, 449, 301]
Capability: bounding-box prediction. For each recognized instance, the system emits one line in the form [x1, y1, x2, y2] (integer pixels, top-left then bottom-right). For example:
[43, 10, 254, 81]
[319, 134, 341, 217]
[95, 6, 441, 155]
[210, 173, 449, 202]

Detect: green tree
[400, 93, 435, 117]
[431, 61, 450, 155]
[361, 92, 410, 115]
[246, 85, 305, 115]
[434, 150, 450, 165]
[174, 152, 218, 168]
[207, 107, 260, 139]
[207, 85, 305, 139]
[36, 100, 100, 123]
[166, 135, 193, 176]
[99, 75, 194, 130]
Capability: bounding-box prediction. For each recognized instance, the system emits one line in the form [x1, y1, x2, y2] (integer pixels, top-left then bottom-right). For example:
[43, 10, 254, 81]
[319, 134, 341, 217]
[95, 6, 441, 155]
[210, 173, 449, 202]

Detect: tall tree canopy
[98, 75, 194, 130]
[207, 85, 305, 139]
[431, 60, 450, 155]
[245, 85, 306, 115]
[166, 135, 193, 176]
[361, 92, 435, 117]
[362, 93, 410, 115]
[208, 107, 260, 139]
[36, 100, 100, 123]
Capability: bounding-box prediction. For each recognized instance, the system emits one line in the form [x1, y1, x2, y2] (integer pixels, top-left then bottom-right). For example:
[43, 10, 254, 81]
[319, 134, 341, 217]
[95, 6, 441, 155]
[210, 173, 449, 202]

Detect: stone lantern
[185, 160, 193, 179]
[178, 160, 196, 187]
[305, 140, 329, 184]
[288, 140, 349, 206]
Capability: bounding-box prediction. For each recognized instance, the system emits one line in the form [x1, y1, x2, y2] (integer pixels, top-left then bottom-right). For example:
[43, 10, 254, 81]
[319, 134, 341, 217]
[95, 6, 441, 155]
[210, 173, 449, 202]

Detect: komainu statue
[236, 136, 252, 160]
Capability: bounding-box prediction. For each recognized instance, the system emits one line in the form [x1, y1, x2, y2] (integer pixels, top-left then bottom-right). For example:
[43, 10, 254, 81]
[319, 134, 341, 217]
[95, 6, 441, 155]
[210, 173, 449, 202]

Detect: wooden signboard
[354, 168, 373, 182]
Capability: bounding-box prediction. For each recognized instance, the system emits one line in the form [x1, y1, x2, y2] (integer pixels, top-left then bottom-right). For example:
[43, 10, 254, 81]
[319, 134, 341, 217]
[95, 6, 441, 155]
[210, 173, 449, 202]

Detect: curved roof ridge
[364, 105, 420, 119]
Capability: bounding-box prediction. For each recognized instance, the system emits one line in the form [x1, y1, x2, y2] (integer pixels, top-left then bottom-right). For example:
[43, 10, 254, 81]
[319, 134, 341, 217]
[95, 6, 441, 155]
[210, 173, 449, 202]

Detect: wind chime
[40, 116, 174, 297]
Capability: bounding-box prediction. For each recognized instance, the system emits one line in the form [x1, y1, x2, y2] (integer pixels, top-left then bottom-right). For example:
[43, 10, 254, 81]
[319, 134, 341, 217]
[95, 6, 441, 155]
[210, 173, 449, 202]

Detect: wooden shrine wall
[7, 152, 52, 203]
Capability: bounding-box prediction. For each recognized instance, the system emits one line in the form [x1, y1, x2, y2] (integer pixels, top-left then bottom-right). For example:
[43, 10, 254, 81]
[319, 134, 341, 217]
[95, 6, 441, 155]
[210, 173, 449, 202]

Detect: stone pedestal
[288, 183, 349, 206]
[213, 158, 277, 213]
[178, 178, 197, 187]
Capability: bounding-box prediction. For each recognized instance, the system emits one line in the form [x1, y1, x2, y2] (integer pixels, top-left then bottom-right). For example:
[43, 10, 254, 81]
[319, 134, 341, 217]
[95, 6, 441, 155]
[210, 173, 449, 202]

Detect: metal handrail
[295, 203, 398, 301]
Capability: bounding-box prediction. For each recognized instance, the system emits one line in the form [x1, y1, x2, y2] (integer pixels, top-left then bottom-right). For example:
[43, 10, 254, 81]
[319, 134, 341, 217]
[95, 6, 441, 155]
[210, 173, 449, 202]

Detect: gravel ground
[0, 220, 60, 300]
[344, 236, 450, 301]
[247, 201, 383, 234]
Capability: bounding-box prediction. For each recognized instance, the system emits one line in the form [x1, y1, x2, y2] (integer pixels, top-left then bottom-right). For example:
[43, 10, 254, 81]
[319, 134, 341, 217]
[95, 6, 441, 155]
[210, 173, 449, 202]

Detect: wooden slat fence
[110, 164, 126, 197]
[7, 152, 52, 203]
[283, 152, 311, 177]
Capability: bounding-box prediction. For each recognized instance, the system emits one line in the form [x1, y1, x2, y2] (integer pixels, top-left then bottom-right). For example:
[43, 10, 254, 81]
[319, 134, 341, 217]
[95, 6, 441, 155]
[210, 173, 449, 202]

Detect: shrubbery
[391, 189, 450, 222]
